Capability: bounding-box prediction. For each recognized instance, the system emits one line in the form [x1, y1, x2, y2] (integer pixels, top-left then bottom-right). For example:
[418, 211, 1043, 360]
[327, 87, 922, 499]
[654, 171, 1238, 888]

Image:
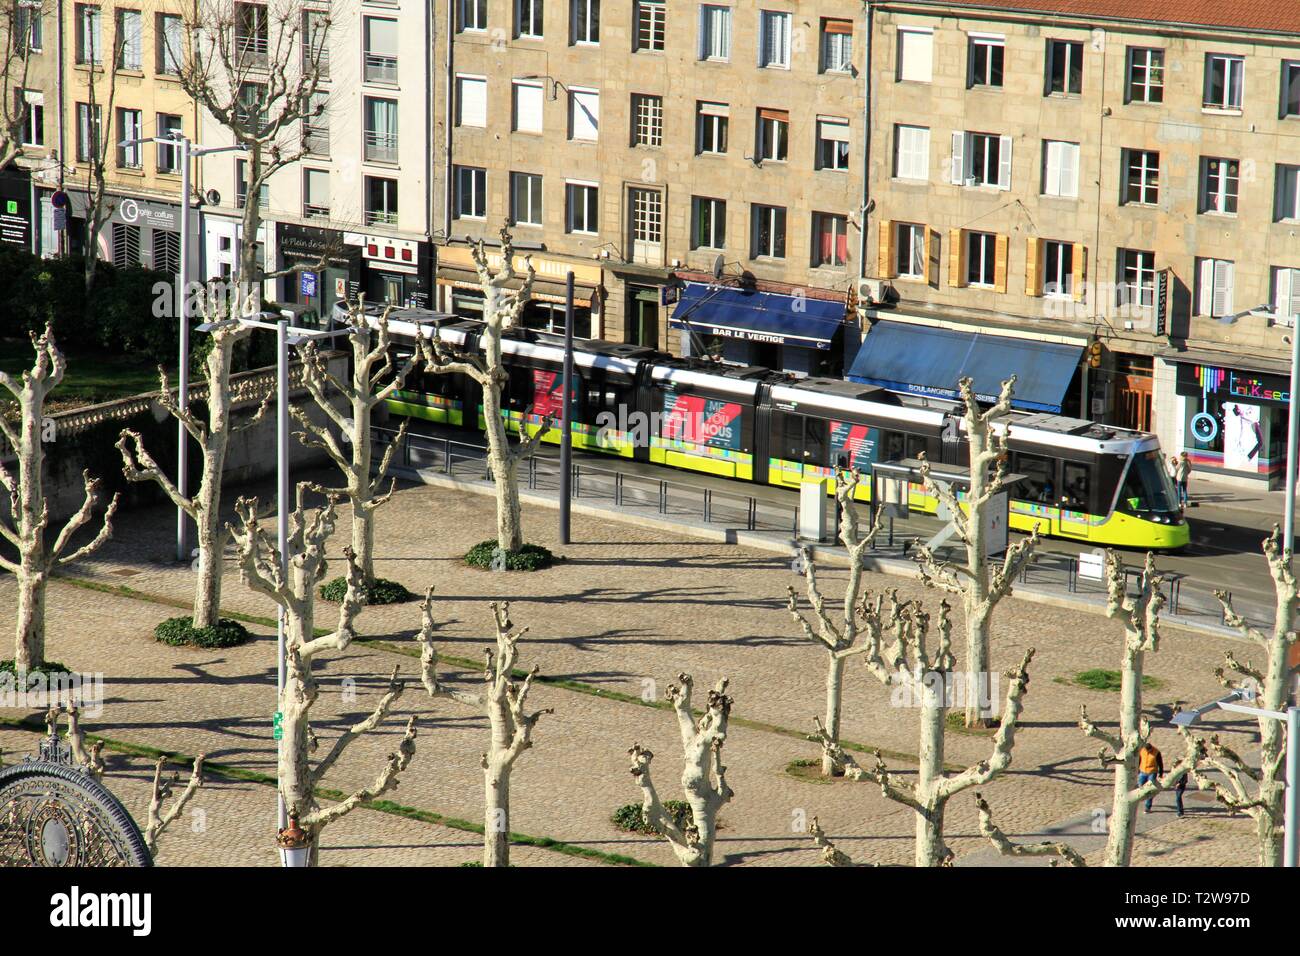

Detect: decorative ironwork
[0, 730, 152, 867]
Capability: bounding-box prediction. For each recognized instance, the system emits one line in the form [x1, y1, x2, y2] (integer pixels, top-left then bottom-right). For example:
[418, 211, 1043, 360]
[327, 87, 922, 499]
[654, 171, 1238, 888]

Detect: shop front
[1172, 357, 1290, 486]
[277, 222, 360, 321]
[72, 193, 182, 272]
[0, 168, 33, 250]
[434, 245, 600, 338]
[343, 232, 433, 308]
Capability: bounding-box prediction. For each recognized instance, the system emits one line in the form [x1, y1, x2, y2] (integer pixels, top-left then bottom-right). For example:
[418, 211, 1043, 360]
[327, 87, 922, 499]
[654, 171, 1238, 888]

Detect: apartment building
[194, 0, 435, 316]
[861, 0, 1300, 488]
[2, 0, 60, 254]
[434, 0, 867, 377]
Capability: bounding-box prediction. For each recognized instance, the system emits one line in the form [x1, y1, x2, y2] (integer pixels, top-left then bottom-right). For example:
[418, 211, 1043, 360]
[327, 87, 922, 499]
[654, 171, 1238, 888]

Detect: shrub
[317, 576, 413, 605]
[1072, 668, 1161, 692]
[0, 659, 74, 688]
[464, 541, 555, 572]
[611, 800, 694, 835]
[154, 616, 252, 649]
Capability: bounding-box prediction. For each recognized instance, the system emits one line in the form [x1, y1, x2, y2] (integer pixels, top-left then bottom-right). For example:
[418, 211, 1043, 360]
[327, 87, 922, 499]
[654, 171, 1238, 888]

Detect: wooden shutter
[878, 220, 895, 278]
[1072, 243, 1088, 301]
[1025, 238, 1041, 296]
[948, 228, 965, 287]
[993, 234, 1009, 293]
[923, 227, 934, 286]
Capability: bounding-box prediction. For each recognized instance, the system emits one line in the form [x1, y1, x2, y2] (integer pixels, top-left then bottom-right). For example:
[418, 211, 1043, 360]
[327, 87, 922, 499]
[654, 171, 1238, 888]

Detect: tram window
[1118, 450, 1178, 514]
[906, 433, 937, 461]
[804, 418, 829, 466]
[1013, 452, 1055, 503]
[507, 366, 532, 408]
[1061, 461, 1091, 511]
[773, 413, 803, 460]
[880, 430, 906, 463]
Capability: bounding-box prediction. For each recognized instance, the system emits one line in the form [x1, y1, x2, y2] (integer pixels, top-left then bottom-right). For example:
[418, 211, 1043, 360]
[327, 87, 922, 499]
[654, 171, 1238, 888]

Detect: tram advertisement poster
[531, 369, 576, 420]
[662, 391, 743, 450]
[829, 420, 878, 471]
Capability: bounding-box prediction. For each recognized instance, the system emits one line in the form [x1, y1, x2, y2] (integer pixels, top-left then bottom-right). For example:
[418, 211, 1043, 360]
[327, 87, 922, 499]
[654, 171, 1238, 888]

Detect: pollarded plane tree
[628, 674, 734, 867]
[913, 375, 1040, 728]
[799, 581, 1036, 866]
[1201, 526, 1300, 867]
[1078, 551, 1201, 867]
[229, 489, 417, 866]
[117, 298, 273, 636]
[786, 467, 883, 776]
[172, 0, 331, 304]
[0, 326, 119, 674]
[292, 297, 419, 596]
[420, 227, 552, 554]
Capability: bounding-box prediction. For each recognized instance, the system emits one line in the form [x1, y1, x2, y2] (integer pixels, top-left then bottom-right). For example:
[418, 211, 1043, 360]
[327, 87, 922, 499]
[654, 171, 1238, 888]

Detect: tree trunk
[915, 689, 949, 867]
[483, 762, 510, 867]
[13, 391, 48, 671]
[191, 438, 228, 630]
[822, 654, 846, 777]
[1254, 617, 1291, 867]
[481, 379, 523, 552]
[350, 390, 376, 581]
[964, 598, 993, 727]
[1104, 647, 1143, 867]
[14, 565, 47, 673]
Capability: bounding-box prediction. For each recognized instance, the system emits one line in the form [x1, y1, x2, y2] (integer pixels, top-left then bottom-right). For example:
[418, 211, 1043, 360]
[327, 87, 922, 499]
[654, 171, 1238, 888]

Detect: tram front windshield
[1117, 450, 1179, 515]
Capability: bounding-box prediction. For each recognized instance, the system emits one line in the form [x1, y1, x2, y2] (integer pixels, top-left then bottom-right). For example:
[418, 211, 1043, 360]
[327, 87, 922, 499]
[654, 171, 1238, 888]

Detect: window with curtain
[117, 10, 142, 70]
[759, 11, 790, 68]
[814, 213, 848, 267]
[699, 5, 729, 61]
[821, 19, 852, 73]
[76, 5, 101, 64]
[157, 14, 182, 74]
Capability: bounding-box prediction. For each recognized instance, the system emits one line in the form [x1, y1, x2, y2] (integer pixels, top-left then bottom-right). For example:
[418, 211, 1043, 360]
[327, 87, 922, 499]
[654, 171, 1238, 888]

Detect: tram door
[1057, 459, 1092, 540]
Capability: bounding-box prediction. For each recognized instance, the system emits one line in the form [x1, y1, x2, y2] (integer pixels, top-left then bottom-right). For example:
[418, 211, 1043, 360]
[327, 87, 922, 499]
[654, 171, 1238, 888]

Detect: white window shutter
[1198, 258, 1214, 315]
[458, 77, 486, 127]
[1214, 261, 1234, 316]
[951, 132, 965, 185]
[998, 135, 1013, 190]
[1276, 267, 1293, 318]
[1044, 142, 1060, 196]
[1062, 143, 1078, 197]
[515, 82, 543, 132]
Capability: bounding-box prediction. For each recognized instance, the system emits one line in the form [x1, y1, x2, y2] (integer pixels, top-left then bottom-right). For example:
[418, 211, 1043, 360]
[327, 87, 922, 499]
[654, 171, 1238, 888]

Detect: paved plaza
[0, 467, 1268, 866]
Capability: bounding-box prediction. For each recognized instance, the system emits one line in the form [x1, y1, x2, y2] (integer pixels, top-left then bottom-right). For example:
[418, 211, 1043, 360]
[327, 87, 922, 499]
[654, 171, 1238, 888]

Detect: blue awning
[669, 283, 845, 350]
[846, 321, 1083, 413]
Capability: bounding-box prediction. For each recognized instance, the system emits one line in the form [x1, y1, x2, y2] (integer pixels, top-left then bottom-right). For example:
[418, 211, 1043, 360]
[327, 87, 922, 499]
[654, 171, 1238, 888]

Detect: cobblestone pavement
[0, 467, 1267, 866]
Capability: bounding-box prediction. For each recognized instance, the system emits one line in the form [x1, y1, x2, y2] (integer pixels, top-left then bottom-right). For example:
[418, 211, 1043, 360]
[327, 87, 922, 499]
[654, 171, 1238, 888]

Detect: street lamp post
[1285, 328, 1300, 551]
[120, 133, 247, 562]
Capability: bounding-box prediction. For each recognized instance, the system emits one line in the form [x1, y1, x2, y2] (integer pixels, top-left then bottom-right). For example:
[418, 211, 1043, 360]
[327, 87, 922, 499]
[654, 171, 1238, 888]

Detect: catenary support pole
[559, 272, 574, 544]
[1285, 328, 1300, 552]
[176, 136, 192, 561]
[276, 316, 290, 836]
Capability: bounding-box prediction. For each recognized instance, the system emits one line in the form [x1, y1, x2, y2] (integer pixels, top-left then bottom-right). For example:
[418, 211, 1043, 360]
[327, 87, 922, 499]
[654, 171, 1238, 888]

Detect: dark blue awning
[847, 321, 1083, 413]
[669, 283, 845, 350]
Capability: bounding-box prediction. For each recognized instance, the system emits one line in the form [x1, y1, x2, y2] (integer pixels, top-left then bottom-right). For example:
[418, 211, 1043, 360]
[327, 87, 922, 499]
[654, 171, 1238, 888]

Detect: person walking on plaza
[1174, 769, 1187, 817]
[1174, 451, 1191, 508]
[1138, 741, 1165, 813]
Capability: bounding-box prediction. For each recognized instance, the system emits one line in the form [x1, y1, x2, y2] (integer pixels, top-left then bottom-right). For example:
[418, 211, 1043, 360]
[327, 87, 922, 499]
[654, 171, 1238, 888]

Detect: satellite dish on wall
[204, 189, 221, 206]
[711, 254, 725, 281]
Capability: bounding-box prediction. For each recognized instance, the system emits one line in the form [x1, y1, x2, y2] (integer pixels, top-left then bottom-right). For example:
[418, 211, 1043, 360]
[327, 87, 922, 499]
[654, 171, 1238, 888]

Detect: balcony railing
[363, 129, 398, 163]
[235, 34, 268, 68]
[303, 124, 330, 156]
[365, 208, 398, 226]
[304, 49, 330, 79]
[364, 53, 397, 84]
[303, 203, 330, 220]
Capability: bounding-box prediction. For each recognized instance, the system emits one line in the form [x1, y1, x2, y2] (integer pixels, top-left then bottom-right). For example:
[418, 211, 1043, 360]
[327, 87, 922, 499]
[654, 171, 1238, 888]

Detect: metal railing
[303, 124, 330, 157]
[364, 129, 398, 163]
[235, 34, 268, 68]
[366, 208, 398, 226]
[364, 53, 397, 84]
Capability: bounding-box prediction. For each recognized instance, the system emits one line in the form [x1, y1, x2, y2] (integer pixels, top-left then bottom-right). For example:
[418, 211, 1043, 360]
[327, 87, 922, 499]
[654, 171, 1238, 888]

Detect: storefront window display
[1177, 363, 1288, 481]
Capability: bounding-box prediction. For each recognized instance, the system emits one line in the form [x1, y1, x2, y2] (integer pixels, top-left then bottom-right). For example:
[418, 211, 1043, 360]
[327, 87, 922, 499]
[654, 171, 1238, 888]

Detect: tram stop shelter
[869, 458, 1024, 556]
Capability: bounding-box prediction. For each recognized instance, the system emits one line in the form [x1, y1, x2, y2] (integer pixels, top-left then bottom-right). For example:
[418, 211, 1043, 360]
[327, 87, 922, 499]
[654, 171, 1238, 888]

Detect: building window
[303, 168, 330, 219]
[456, 75, 486, 127]
[366, 176, 398, 226]
[692, 196, 726, 249]
[756, 108, 788, 162]
[1041, 140, 1079, 198]
[116, 10, 142, 70]
[758, 10, 790, 69]
[364, 17, 398, 84]
[628, 187, 662, 262]
[569, 87, 599, 140]
[75, 4, 101, 65]
[1204, 54, 1244, 110]
[966, 231, 997, 286]
[1283, 62, 1300, 118]
[234, 3, 268, 69]
[813, 213, 848, 268]
[696, 101, 728, 154]
[19, 94, 43, 147]
[15, 3, 42, 53]
[632, 94, 662, 147]
[156, 113, 182, 172]
[952, 131, 1010, 189]
[1271, 267, 1300, 323]
[1200, 157, 1240, 215]
[566, 181, 598, 233]
[513, 80, 543, 132]
[1122, 149, 1159, 205]
[364, 96, 398, 162]
[751, 204, 786, 259]
[156, 13, 182, 74]
[235, 159, 269, 208]
[893, 125, 929, 180]
[1127, 47, 1164, 104]
[303, 91, 329, 156]
[510, 171, 543, 226]
[1042, 240, 1074, 297]
[1045, 39, 1082, 95]
[516, 0, 543, 39]
[111, 222, 140, 268]
[1277, 165, 1300, 221]
[1196, 257, 1235, 317]
[454, 165, 487, 219]
[968, 34, 1004, 88]
[635, 1, 664, 52]
[816, 118, 849, 171]
[572, 0, 599, 44]
[236, 82, 267, 134]
[897, 27, 933, 83]
[821, 19, 852, 73]
[459, 0, 487, 32]
[699, 5, 730, 61]
[894, 223, 926, 278]
[75, 103, 101, 162]
[1119, 249, 1156, 309]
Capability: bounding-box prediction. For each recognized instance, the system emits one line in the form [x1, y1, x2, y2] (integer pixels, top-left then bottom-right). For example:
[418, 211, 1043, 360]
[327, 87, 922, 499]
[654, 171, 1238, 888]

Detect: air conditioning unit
[857, 277, 887, 305]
